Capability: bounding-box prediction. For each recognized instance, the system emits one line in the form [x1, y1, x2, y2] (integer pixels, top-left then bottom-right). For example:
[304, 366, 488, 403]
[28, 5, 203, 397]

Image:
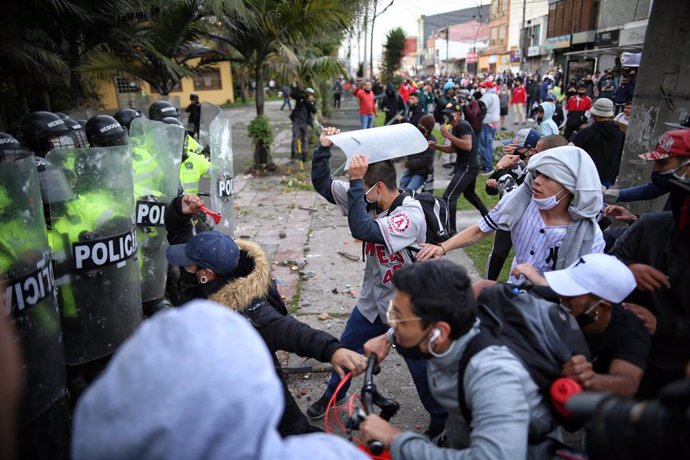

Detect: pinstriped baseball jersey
[479, 199, 605, 284]
[331, 180, 427, 322]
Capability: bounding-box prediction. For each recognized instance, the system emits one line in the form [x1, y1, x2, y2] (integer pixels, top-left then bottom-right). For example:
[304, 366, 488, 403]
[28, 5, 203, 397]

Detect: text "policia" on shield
[72, 229, 138, 271]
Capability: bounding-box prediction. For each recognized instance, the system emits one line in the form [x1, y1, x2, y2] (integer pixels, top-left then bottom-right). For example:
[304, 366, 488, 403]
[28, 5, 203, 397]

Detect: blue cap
[166, 231, 240, 275]
[510, 128, 541, 149]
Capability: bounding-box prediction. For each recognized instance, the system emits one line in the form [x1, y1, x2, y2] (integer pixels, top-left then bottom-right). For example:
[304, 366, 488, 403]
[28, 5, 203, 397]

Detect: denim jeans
[360, 114, 374, 129]
[322, 306, 447, 425]
[399, 170, 426, 191]
[479, 124, 496, 172]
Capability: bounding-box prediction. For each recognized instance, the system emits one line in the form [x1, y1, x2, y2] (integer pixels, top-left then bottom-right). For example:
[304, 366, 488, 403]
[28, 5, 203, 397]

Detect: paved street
[220, 96, 491, 437]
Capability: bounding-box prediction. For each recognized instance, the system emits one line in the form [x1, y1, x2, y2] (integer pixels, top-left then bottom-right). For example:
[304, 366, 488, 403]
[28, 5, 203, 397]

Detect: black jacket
[405, 132, 435, 177]
[380, 82, 404, 123]
[573, 120, 625, 186]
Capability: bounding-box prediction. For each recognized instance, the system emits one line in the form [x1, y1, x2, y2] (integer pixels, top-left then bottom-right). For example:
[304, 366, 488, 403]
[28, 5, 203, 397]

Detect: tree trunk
[255, 63, 265, 117]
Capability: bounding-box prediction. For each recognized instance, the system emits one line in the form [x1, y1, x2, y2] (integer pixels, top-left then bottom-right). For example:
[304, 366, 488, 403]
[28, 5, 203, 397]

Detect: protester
[405, 91, 424, 126]
[430, 101, 489, 233]
[498, 83, 510, 131]
[280, 82, 292, 111]
[563, 85, 592, 140]
[611, 171, 690, 399]
[478, 82, 500, 173]
[511, 79, 527, 125]
[573, 98, 625, 187]
[614, 102, 632, 133]
[399, 114, 435, 191]
[515, 254, 651, 397]
[333, 78, 343, 109]
[184, 93, 201, 139]
[534, 102, 559, 136]
[165, 195, 367, 435]
[614, 78, 634, 115]
[72, 300, 369, 460]
[380, 82, 405, 125]
[290, 86, 317, 167]
[360, 260, 557, 458]
[310, 128, 448, 439]
[354, 81, 378, 129]
[419, 146, 605, 285]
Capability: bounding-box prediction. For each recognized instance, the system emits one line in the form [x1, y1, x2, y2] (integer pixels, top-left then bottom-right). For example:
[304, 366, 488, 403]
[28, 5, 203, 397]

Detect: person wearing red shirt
[399, 79, 413, 104]
[511, 80, 527, 125]
[354, 81, 378, 129]
[564, 84, 593, 140]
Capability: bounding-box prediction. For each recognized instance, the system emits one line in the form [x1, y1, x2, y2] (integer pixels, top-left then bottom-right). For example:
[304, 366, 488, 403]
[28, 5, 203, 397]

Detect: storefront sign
[594, 30, 620, 47]
[510, 50, 522, 62]
[527, 46, 541, 57]
[545, 34, 571, 50]
[620, 26, 646, 46]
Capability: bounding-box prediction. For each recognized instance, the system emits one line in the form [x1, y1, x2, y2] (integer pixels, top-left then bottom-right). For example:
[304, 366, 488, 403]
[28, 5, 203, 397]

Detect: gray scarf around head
[488, 146, 603, 269]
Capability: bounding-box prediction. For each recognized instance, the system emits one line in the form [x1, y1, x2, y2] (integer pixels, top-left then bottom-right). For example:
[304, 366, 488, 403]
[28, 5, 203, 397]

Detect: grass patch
[433, 176, 500, 211]
[281, 170, 314, 192]
[463, 236, 514, 282]
[289, 276, 303, 314]
[220, 94, 282, 108]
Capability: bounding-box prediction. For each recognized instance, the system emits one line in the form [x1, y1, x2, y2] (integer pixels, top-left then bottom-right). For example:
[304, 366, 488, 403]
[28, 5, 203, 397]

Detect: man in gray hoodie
[360, 260, 556, 459]
[72, 300, 369, 460]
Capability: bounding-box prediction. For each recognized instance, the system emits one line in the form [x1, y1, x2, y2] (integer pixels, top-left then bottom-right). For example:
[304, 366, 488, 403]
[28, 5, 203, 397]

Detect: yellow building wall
[96, 61, 234, 110]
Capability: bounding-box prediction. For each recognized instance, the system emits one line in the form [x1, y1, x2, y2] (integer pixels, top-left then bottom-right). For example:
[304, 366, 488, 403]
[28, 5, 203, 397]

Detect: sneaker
[307, 393, 345, 420]
[480, 169, 494, 176]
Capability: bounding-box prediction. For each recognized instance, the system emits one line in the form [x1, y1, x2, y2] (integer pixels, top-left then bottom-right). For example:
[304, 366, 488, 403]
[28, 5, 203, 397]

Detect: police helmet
[149, 100, 179, 121]
[59, 115, 89, 148]
[161, 117, 184, 128]
[114, 108, 143, 131]
[35, 157, 74, 205]
[85, 115, 128, 147]
[0, 132, 24, 159]
[20, 111, 77, 156]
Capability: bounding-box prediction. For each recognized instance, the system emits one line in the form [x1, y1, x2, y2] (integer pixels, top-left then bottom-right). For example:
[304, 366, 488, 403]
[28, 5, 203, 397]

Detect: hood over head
[538, 102, 556, 121]
[72, 300, 367, 460]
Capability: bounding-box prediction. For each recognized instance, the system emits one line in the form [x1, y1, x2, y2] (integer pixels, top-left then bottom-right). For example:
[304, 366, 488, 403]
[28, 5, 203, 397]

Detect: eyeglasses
[386, 300, 421, 328]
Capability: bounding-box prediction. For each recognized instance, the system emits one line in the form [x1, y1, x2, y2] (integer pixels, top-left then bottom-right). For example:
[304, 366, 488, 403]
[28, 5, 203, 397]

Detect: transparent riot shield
[199, 102, 222, 150]
[0, 154, 66, 424]
[209, 117, 234, 236]
[46, 145, 142, 365]
[129, 118, 184, 301]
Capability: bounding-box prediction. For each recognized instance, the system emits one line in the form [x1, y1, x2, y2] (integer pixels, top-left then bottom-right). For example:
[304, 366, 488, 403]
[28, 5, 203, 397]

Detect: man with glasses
[360, 259, 556, 459]
[309, 127, 448, 439]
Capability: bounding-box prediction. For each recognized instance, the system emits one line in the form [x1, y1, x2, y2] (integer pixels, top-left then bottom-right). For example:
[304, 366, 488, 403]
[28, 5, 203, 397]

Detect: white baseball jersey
[479, 198, 605, 284]
[331, 180, 427, 322]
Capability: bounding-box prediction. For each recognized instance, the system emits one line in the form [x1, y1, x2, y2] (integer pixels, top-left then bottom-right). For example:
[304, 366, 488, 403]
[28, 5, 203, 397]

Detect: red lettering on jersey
[390, 251, 404, 263]
[376, 244, 387, 264]
[382, 264, 403, 284]
[364, 242, 376, 256]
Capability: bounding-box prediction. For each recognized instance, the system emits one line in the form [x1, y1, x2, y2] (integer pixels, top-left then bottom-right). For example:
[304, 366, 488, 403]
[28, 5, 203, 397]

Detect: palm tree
[210, 0, 362, 165]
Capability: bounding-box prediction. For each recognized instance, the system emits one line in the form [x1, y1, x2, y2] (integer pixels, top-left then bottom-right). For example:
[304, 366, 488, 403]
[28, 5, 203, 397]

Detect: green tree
[381, 27, 406, 82]
[210, 0, 360, 165]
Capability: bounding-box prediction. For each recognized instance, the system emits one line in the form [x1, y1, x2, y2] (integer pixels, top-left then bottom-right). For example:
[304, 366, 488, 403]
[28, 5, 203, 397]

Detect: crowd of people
[1, 59, 689, 460]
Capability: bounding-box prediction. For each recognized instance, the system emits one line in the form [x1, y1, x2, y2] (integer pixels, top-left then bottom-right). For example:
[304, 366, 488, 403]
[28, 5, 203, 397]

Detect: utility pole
[370, 0, 378, 80]
[446, 28, 449, 74]
[521, 0, 526, 70]
[363, 2, 369, 79]
[618, 0, 690, 215]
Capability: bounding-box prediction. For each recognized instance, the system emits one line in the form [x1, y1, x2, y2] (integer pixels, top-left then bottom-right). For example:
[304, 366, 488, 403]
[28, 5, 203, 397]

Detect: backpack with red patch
[389, 189, 451, 245]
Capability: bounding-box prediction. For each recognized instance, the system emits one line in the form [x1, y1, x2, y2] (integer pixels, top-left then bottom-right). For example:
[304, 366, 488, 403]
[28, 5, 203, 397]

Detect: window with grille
[193, 68, 222, 91]
[115, 76, 140, 94]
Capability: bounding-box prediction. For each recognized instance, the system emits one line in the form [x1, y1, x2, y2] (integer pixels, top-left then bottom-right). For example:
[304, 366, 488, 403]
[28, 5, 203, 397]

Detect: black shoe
[424, 422, 446, 440]
[306, 393, 345, 420]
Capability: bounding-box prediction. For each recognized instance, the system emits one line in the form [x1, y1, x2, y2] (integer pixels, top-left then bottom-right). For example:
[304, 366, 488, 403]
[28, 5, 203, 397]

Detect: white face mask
[533, 189, 567, 210]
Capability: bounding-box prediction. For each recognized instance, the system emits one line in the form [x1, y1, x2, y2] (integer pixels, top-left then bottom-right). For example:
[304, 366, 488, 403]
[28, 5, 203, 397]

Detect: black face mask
[443, 114, 454, 125]
[650, 170, 674, 188]
[391, 329, 432, 360]
[572, 300, 602, 329]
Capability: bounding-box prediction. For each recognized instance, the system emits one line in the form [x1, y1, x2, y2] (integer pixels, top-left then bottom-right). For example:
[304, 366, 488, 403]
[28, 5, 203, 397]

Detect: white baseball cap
[544, 253, 636, 304]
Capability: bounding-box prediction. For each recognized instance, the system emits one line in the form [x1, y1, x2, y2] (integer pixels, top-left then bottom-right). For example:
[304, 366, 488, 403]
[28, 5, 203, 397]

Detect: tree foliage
[381, 27, 406, 82]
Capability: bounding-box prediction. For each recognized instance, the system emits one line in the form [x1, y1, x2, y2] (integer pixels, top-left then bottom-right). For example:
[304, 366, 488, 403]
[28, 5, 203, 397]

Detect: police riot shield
[199, 102, 222, 150]
[46, 145, 142, 365]
[209, 117, 234, 236]
[129, 118, 183, 301]
[0, 154, 66, 425]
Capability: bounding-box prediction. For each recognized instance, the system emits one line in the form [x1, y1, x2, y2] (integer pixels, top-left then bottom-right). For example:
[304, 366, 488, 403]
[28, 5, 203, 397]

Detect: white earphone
[430, 328, 442, 342]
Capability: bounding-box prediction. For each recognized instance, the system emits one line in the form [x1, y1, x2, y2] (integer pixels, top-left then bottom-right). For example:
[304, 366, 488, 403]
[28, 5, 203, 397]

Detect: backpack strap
[457, 330, 503, 425]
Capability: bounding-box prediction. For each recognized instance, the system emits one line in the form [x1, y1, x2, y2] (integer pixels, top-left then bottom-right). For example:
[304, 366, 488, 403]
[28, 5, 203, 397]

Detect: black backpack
[477, 99, 488, 124]
[389, 189, 451, 245]
[457, 284, 590, 432]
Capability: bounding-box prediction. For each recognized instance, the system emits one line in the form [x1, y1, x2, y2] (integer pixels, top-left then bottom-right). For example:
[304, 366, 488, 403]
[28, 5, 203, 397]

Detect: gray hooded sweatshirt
[72, 300, 368, 460]
[537, 102, 559, 136]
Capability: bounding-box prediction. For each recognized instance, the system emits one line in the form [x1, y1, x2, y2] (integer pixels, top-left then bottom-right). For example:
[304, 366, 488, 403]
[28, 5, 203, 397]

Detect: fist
[319, 126, 340, 147]
[181, 194, 204, 215]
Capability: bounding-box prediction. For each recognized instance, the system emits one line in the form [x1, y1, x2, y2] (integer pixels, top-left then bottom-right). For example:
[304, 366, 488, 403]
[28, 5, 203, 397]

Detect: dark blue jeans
[322, 306, 447, 425]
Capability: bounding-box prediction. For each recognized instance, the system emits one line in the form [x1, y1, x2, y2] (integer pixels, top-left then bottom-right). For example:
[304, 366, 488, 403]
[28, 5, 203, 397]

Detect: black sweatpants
[442, 164, 488, 234]
[485, 229, 513, 280]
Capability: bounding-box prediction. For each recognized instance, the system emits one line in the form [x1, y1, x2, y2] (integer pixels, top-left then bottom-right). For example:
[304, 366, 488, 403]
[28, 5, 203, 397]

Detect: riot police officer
[20, 111, 82, 156]
[56, 113, 89, 148]
[114, 108, 144, 132]
[86, 114, 177, 316]
[46, 124, 142, 401]
[1, 144, 71, 459]
[150, 100, 210, 194]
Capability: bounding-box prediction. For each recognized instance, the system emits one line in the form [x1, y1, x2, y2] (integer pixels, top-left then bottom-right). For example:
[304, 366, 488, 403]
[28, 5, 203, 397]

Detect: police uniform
[180, 134, 210, 194]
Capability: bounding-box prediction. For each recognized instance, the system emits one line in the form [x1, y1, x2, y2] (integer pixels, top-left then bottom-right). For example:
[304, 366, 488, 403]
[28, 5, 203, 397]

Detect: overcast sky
[341, 0, 486, 71]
